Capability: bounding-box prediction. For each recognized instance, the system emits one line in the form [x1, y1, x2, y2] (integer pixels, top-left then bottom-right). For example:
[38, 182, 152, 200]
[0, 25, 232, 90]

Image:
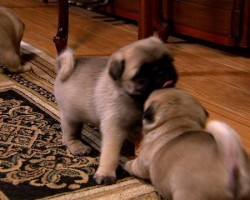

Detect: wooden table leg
[138, 0, 154, 39]
[53, 0, 69, 54]
[154, 0, 172, 42]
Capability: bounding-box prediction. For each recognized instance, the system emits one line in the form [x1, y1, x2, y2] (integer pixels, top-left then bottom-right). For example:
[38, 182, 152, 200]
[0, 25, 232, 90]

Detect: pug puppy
[125, 88, 250, 200]
[54, 37, 178, 184]
[0, 7, 31, 73]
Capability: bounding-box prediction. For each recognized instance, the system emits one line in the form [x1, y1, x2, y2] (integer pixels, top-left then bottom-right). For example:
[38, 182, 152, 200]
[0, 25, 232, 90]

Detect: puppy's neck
[144, 116, 203, 134]
[143, 117, 204, 153]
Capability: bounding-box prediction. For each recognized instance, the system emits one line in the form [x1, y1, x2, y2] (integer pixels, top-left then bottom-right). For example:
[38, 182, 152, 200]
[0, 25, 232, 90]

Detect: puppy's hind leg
[61, 115, 92, 156]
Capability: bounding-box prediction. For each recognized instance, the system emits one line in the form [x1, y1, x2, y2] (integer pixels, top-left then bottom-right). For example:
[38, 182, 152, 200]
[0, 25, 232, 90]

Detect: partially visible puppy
[54, 37, 178, 184]
[125, 88, 250, 200]
[0, 7, 31, 73]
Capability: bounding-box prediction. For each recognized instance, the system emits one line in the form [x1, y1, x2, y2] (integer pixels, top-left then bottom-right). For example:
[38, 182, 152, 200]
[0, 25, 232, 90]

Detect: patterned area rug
[0, 43, 159, 200]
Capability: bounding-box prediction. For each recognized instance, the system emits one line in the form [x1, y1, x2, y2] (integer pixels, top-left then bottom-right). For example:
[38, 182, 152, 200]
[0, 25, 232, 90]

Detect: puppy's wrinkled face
[109, 37, 178, 101]
[143, 88, 208, 133]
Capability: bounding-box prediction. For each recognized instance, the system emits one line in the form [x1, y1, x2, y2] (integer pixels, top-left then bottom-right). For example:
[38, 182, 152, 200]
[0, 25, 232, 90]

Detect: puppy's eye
[135, 78, 147, 84]
[143, 104, 155, 122]
[203, 107, 209, 117]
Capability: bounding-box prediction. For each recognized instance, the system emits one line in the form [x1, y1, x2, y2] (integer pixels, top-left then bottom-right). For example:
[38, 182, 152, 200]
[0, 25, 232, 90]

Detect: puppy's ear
[199, 106, 209, 128]
[109, 59, 125, 81]
[143, 101, 156, 123]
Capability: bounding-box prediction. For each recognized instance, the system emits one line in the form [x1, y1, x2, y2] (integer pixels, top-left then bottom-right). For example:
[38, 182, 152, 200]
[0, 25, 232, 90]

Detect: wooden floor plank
[167, 39, 250, 72]
[178, 76, 249, 123]
[173, 50, 250, 93]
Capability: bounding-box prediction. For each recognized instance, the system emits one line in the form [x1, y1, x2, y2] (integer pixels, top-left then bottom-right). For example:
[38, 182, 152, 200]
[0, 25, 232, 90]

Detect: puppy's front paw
[8, 64, 32, 73]
[21, 64, 32, 72]
[94, 172, 116, 185]
[124, 160, 134, 175]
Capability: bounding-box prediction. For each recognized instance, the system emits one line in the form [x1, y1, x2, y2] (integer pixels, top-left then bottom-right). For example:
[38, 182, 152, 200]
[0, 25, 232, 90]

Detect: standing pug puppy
[54, 37, 178, 184]
[0, 7, 31, 73]
[125, 88, 250, 200]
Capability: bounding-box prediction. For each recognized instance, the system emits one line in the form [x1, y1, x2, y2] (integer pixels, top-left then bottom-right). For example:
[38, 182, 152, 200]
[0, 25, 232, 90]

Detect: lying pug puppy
[0, 7, 31, 73]
[125, 88, 250, 200]
[54, 37, 178, 184]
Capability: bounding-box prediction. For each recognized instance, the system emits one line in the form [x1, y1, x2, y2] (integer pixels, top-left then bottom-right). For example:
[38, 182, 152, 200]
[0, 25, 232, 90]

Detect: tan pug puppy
[54, 37, 178, 184]
[125, 88, 250, 200]
[0, 7, 31, 73]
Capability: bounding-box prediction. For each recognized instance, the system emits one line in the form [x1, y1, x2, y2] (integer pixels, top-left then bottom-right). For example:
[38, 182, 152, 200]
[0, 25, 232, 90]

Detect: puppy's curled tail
[206, 120, 250, 199]
[55, 48, 75, 81]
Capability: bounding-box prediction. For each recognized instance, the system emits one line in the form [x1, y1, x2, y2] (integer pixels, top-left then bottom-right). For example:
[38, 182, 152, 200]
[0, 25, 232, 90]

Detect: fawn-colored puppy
[125, 88, 250, 200]
[0, 7, 31, 73]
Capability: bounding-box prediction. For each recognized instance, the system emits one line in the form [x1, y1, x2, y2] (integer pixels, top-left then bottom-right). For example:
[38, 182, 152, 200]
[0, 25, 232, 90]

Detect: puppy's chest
[123, 104, 143, 131]
[125, 99, 143, 117]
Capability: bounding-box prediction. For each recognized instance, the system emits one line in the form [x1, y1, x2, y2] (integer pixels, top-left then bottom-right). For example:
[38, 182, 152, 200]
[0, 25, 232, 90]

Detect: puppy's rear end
[206, 121, 250, 200]
[55, 48, 75, 82]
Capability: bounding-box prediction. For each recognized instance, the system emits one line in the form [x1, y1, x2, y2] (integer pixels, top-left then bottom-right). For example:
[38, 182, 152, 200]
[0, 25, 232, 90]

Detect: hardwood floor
[1, 0, 250, 154]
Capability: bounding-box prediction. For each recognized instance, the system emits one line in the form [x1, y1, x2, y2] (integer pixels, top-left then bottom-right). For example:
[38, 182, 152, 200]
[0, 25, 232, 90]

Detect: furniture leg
[53, 0, 69, 54]
[138, 0, 154, 39]
[154, 0, 172, 42]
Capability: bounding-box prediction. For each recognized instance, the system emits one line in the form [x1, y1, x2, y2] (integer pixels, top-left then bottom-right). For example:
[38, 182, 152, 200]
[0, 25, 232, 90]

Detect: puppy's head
[142, 88, 208, 133]
[108, 37, 178, 101]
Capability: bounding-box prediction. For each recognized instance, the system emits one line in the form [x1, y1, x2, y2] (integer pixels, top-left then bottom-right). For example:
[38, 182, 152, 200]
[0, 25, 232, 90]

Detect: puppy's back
[54, 49, 108, 125]
[0, 8, 24, 44]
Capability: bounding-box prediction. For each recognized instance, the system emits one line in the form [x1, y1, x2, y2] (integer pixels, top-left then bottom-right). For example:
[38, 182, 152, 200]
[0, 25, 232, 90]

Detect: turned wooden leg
[53, 0, 69, 54]
[138, 0, 154, 39]
[153, 0, 173, 42]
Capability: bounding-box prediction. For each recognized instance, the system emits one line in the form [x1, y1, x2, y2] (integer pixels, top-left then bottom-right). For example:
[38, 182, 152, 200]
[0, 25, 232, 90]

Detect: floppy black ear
[109, 59, 125, 81]
[143, 101, 156, 123]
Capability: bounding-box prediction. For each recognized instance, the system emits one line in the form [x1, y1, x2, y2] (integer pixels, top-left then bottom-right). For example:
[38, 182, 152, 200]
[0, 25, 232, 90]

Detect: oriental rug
[0, 42, 159, 200]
